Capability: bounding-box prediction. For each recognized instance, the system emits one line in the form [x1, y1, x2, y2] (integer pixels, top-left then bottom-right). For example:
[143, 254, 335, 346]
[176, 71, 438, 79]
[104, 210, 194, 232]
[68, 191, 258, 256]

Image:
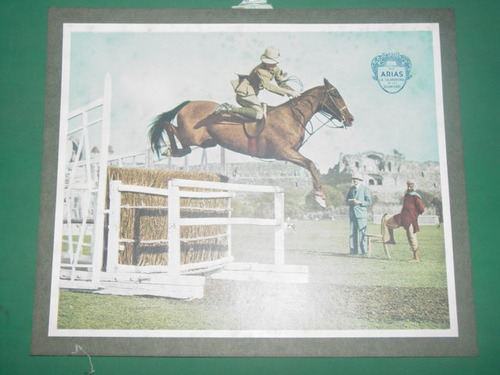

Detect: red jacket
[394, 192, 425, 232]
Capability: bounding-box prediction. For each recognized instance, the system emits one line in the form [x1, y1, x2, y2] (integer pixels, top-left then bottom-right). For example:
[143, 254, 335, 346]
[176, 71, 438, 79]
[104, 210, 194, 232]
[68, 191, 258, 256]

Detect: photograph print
[32, 8, 475, 357]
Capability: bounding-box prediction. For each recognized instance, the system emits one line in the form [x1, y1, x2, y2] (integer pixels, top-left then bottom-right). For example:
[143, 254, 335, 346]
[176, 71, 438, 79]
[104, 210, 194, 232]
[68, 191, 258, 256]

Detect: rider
[214, 46, 301, 121]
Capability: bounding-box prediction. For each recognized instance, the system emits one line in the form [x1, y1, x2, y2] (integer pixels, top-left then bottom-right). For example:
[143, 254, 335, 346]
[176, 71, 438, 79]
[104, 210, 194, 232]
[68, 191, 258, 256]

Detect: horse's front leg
[278, 149, 326, 208]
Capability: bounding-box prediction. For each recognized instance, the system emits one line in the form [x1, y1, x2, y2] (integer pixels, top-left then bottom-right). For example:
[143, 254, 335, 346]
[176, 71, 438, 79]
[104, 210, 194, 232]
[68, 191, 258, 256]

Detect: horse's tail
[148, 100, 191, 156]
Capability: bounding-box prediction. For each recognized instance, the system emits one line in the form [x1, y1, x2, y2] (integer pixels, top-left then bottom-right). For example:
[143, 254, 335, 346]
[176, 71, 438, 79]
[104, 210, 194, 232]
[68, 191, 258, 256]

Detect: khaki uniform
[231, 63, 292, 119]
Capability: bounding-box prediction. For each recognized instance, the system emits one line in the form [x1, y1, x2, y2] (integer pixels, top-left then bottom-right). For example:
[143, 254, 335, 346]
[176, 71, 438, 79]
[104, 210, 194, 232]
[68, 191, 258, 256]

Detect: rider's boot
[215, 104, 260, 121]
[229, 107, 260, 121]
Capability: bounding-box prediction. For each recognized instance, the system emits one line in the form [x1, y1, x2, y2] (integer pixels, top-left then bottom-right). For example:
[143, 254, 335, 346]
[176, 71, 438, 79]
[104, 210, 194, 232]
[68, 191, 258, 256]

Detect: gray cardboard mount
[31, 8, 477, 357]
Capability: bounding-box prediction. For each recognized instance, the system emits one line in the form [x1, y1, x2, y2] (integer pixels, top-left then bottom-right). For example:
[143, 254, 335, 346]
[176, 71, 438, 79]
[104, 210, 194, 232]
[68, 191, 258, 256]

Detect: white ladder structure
[58, 74, 111, 289]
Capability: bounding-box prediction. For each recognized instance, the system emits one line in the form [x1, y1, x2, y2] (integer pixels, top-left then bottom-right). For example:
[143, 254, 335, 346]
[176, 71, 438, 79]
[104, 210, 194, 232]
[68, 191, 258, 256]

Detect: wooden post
[91, 73, 111, 286]
[106, 180, 121, 273]
[201, 149, 207, 168]
[274, 188, 285, 265]
[227, 192, 232, 259]
[220, 147, 226, 176]
[168, 180, 181, 275]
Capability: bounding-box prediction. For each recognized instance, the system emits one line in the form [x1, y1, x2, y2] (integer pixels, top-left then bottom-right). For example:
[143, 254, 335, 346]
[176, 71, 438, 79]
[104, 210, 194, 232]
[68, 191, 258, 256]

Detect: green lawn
[58, 220, 451, 331]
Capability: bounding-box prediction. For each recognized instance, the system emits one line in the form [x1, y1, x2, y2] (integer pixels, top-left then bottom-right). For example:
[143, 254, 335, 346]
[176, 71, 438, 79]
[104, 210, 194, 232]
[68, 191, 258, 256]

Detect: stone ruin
[326, 151, 442, 216]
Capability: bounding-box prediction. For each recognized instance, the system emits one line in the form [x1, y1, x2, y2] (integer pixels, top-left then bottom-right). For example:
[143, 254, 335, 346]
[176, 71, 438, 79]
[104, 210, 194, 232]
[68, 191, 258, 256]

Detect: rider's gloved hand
[286, 90, 301, 98]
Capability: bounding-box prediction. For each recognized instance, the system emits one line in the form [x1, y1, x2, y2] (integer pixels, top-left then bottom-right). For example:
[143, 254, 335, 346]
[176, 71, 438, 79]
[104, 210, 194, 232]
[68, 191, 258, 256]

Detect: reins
[288, 86, 347, 147]
[283, 76, 304, 92]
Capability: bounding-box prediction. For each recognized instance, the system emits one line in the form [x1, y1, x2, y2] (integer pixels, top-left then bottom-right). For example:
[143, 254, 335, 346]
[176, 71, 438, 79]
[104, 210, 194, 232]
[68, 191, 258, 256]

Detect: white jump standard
[56, 75, 308, 300]
[101, 178, 308, 299]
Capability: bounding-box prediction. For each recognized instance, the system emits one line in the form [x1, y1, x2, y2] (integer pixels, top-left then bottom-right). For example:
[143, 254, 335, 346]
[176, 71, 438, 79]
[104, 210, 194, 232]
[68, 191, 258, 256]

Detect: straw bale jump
[57, 75, 307, 300]
[61, 166, 308, 299]
[101, 168, 308, 299]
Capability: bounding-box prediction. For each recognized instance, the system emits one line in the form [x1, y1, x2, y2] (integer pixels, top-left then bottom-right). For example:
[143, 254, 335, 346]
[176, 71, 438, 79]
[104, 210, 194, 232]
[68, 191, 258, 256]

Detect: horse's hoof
[311, 189, 325, 196]
[163, 148, 191, 158]
[314, 194, 326, 208]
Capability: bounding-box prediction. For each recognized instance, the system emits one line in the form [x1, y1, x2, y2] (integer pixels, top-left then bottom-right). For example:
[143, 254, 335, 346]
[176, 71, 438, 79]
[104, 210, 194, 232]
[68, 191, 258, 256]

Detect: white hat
[352, 174, 363, 181]
[260, 46, 280, 64]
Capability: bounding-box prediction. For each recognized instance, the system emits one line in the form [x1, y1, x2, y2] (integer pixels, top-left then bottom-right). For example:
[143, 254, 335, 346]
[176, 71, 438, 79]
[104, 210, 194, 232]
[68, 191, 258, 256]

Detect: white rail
[106, 178, 286, 276]
[59, 74, 111, 288]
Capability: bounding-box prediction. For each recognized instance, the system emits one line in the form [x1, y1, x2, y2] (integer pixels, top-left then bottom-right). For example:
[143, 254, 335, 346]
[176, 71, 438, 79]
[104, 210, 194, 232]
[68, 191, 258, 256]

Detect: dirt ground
[201, 277, 450, 331]
[199, 222, 451, 331]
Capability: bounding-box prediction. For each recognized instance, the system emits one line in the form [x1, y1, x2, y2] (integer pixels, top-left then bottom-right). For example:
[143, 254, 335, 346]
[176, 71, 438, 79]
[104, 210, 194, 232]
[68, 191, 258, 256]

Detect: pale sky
[64, 23, 443, 172]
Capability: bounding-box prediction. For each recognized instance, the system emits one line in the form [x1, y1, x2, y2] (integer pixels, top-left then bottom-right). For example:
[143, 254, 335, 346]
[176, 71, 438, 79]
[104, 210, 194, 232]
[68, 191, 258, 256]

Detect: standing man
[385, 181, 425, 262]
[346, 174, 372, 255]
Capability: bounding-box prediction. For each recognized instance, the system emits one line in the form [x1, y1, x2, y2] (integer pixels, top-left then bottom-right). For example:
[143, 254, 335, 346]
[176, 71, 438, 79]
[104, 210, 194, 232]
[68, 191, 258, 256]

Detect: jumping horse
[149, 78, 354, 207]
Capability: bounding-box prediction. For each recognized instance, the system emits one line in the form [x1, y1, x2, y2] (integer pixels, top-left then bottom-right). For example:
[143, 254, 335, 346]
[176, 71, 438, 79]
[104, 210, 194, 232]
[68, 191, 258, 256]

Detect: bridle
[321, 87, 347, 125]
[287, 85, 349, 147]
[283, 77, 347, 124]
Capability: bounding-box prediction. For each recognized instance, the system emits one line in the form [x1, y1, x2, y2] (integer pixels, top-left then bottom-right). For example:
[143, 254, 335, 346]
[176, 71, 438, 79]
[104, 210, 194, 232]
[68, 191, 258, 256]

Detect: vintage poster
[31, 8, 476, 357]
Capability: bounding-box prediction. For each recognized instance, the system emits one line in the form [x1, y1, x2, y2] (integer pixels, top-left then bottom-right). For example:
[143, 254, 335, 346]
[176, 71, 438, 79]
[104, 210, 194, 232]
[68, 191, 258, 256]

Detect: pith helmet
[352, 174, 363, 181]
[261, 46, 280, 64]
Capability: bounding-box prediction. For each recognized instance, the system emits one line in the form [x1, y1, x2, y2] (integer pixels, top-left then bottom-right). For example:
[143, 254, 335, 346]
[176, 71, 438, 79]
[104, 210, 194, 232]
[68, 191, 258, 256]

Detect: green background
[1, 0, 498, 373]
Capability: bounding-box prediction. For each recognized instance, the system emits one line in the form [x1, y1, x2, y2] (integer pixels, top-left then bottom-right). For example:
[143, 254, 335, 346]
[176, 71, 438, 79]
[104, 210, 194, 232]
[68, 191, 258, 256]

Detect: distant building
[159, 150, 443, 218]
[326, 151, 442, 215]
[327, 151, 441, 193]
[190, 160, 311, 188]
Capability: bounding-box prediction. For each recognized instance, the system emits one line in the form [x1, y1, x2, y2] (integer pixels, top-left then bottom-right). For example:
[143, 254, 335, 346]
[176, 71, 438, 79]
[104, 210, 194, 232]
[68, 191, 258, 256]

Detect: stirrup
[213, 103, 232, 114]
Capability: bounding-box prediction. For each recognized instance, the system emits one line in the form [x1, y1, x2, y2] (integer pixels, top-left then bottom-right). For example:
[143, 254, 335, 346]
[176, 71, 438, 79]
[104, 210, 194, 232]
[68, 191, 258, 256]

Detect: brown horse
[149, 78, 354, 207]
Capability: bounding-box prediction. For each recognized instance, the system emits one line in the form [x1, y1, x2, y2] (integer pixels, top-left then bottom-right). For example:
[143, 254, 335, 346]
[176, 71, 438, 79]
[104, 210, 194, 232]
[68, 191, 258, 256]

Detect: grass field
[58, 220, 451, 331]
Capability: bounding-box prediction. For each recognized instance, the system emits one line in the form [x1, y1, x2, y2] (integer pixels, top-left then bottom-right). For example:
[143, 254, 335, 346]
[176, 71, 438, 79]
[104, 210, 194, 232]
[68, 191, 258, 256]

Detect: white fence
[60, 177, 307, 299]
[59, 74, 111, 289]
[56, 74, 307, 299]
[106, 178, 287, 276]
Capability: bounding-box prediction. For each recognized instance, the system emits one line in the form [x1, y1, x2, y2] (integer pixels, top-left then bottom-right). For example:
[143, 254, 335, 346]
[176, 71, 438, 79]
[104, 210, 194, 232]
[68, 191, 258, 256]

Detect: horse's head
[322, 78, 354, 127]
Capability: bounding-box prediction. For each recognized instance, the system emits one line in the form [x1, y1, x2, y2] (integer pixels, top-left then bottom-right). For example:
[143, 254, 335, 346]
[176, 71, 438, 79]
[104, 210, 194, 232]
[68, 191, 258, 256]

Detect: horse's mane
[267, 85, 323, 112]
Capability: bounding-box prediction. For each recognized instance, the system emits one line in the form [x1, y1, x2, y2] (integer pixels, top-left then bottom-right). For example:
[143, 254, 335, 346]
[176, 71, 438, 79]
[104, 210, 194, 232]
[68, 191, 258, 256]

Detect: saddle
[208, 111, 266, 136]
[198, 103, 268, 155]
[227, 112, 266, 155]
[242, 116, 265, 138]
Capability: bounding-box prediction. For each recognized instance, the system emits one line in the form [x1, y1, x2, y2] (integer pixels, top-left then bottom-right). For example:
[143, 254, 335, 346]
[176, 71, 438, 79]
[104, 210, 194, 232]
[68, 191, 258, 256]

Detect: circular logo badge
[371, 53, 412, 94]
